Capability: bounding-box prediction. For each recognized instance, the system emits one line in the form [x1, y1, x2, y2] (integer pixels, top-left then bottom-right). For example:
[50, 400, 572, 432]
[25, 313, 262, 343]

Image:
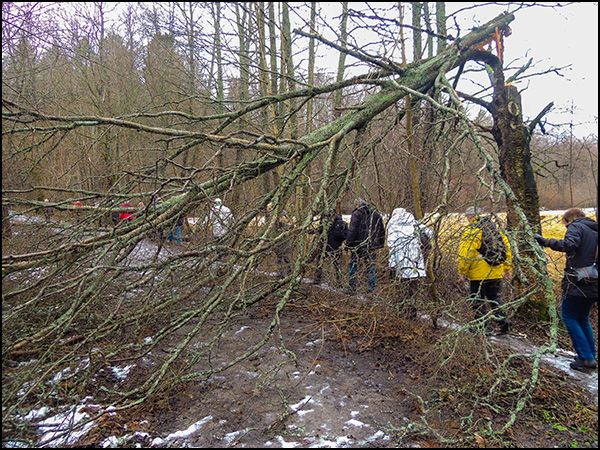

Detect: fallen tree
[2, 9, 572, 446]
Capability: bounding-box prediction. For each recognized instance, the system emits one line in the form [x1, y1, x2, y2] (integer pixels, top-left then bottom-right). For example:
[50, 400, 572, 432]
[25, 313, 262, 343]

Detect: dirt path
[112, 279, 597, 448]
[6, 219, 596, 448]
[98, 237, 598, 448]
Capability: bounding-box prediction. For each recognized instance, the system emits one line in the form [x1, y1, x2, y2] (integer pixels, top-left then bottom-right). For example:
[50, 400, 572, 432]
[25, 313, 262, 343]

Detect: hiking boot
[586, 359, 598, 369]
[570, 358, 598, 371]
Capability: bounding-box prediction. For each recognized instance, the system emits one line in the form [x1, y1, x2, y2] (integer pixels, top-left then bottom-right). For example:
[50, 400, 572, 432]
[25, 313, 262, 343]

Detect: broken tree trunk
[490, 66, 542, 233]
[484, 35, 549, 320]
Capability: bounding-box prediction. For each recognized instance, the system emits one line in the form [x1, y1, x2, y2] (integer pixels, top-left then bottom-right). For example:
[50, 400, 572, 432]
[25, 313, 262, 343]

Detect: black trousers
[469, 278, 507, 324]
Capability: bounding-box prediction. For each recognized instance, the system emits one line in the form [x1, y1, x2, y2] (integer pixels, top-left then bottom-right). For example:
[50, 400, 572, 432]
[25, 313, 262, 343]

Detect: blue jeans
[168, 226, 182, 244]
[348, 249, 376, 293]
[561, 294, 597, 361]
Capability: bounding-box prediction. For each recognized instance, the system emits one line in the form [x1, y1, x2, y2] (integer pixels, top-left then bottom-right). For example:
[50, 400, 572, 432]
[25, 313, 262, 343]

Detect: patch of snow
[363, 430, 390, 442]
[111, 364, 134, 380]
[306, 339, 322, 347]
[241, 370, 259, 378]
[309, 435, 354, 447]
[17, 381, 35, 397]
[345, 418, 369, 428]
[17, 359, 38, 367]
[235, 326, 251, 334]
[308, 364, 321, 375]
[164, 415, 213, 440]
[275, 435, 301, 447]
[37, 406, 96, 447]
[100, 435, 120, 447]
[2, 441, 30, 448]
[223, 428, 250, 445]
[150, 437, 164, 446]
[23, 407, 50, 421]
[296, 409, 315, 417]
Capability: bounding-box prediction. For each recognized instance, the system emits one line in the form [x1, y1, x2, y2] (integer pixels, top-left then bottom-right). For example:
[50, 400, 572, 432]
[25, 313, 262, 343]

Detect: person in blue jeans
[534, 208, 598, 371]
[169, 214, 185, 244]
[345, 198, 386, 294]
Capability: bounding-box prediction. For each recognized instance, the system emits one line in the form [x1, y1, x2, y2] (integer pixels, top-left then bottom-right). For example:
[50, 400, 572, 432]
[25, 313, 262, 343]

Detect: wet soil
[4, 218, 597, 448]
[95, 282, 597, 449]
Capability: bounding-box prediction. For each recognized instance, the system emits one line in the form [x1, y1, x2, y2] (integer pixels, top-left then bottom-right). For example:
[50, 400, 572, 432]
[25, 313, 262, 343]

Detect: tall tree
[211, 2, 225, 170]
[408, 2, 423, 219]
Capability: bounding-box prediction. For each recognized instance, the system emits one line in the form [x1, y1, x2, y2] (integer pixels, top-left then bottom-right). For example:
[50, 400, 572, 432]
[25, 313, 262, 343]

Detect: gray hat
[465, 206, 484, 216]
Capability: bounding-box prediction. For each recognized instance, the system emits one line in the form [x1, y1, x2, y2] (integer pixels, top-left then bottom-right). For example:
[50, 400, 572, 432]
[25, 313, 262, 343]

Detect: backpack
[368, 210, 386, 250]
[416, 226, 433, 254]
[477, 218, 507, 266]
[331, 218, 348, 242]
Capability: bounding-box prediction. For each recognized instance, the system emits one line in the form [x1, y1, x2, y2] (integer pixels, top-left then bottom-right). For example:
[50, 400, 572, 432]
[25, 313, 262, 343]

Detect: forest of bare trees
[2, 2, 598, 447]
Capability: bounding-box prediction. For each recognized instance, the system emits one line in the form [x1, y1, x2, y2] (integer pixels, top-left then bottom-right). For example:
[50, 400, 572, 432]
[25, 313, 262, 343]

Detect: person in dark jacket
[311, 212, 348, 285]
[534, 208, 598, 371]
[43, 198, 54, 221]
[345, 198, 386, 294]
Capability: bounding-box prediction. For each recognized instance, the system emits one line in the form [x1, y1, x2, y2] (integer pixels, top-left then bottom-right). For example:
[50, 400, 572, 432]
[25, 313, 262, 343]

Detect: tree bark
[490, 69, 542, 233]
[483, 32, 547, 319]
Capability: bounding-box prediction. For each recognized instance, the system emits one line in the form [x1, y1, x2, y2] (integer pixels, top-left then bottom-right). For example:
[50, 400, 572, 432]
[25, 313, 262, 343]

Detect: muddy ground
[3, 217, 598, 448]
[77, 278, 598, 449]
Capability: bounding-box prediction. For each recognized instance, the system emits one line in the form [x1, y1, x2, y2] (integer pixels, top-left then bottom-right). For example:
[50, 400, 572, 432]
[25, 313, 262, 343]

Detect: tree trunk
[491, 78, 541, 233]
[212, 2, 225, 170]
[409, 2, 423, 219]
[233, 3, 252, 206]
[298, 2, 318, 213]
[333, 2, 349, 119]
[488, 36, 546, 319]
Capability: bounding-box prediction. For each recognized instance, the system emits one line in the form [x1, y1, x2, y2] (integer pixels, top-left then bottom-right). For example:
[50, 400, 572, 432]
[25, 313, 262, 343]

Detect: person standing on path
[168, 214, 185, 244]
[534, 208, 598, 371]
[345, 198, 386, 294]
[43, 198, 54, 221]
[386, 207, 433, 318]
[310, 211, 348, 286]
[458, 206, 512, 334]
[209, 198, 235, 242]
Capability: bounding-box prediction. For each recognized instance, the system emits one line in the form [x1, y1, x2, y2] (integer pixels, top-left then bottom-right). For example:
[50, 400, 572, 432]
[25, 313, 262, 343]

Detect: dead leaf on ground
[474, 432, 487, 447]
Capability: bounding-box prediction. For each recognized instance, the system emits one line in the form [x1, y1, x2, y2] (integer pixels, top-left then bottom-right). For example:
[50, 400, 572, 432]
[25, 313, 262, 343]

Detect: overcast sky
[313, 3, 597, 138]
[447, 2, 598, 138]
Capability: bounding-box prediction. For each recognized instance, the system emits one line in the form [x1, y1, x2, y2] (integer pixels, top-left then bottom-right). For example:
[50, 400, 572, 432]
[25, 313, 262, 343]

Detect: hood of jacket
[576, 216, 598, 233]
[355, 204, 372, 216]
[387, 208, 416, 236]
[389, 208, 415, 226]
[386, 208, 427, 278]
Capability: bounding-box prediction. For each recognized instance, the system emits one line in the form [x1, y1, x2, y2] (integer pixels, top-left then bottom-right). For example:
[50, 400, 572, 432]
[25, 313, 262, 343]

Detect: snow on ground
[10, 282, 597, 448]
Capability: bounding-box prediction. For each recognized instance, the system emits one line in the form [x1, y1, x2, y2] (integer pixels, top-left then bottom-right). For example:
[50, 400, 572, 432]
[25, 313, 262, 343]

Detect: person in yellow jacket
[458, 207, 512, 333]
